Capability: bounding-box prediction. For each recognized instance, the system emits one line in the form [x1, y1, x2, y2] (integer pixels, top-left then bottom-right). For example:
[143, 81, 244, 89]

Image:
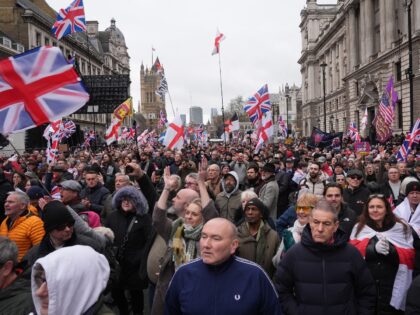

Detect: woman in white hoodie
[31, 245, 111, 315]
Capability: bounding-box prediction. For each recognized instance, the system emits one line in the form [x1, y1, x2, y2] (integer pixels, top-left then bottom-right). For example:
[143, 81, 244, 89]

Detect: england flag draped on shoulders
[254, 111, 273, 153]
[52, 0, 86, 40]
[163, 116, 184, 150]
[0, 46, 89, 135]
[349, 223, 415, 310]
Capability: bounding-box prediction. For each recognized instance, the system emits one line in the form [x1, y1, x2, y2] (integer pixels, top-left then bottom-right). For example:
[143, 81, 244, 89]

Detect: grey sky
[47, 0, 335, 122]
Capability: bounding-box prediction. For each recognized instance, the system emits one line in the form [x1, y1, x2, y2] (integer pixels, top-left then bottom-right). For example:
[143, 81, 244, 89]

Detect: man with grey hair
[102, 172, 131, 219]
[274, 199, 376, 315]
[0, 237, 34, 314]
[0, 191, 44, 261]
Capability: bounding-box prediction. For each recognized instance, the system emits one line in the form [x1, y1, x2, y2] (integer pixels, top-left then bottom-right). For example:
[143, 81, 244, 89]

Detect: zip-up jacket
[274, 225, 376, 315]
[164, 256, 282, 315]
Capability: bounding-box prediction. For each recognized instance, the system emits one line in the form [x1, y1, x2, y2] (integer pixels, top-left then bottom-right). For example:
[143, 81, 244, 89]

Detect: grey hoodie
[31, 245, 110, 315]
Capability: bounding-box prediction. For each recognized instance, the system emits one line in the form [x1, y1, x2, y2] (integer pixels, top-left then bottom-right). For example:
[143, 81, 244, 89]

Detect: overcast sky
[47, 0, 335, 122]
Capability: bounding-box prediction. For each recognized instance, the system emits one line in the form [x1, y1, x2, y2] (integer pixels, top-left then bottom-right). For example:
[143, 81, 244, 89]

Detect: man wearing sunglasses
[343, 169, 371, 215]
[23, 200, 98, 267]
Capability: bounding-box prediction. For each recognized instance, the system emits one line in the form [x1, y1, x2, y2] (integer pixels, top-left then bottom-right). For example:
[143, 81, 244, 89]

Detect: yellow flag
[113, 97, 133, 121]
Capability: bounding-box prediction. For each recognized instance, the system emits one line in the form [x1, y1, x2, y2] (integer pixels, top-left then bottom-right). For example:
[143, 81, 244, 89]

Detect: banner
[307, 127, 343, 149]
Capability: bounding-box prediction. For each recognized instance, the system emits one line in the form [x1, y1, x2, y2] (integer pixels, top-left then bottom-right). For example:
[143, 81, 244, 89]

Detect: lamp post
[320, 62, 327, 132]
[405, 0, 414, 130]
[285, 83, 290, 136]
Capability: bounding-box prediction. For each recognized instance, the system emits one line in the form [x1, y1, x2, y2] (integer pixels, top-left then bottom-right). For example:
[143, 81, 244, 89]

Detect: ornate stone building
[139, 59, 166, 129]
[299, 0, 420, 137]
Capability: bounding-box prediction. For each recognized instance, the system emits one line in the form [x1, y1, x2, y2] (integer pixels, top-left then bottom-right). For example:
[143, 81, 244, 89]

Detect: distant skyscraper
[189, 106, 203, 124]
[211, 108, 218, 117]
[180, 114, 187, 125]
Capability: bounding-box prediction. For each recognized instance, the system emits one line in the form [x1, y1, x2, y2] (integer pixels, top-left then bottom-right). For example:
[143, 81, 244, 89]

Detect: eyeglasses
[54, 221, 75, 231]
[348, 175, 363, 180]
[296, 206, 313, 213]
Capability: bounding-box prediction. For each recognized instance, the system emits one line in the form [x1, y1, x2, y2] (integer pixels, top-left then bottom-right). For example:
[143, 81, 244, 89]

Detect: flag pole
[167, 90, 176, 117]
[218, 50, 227, 150]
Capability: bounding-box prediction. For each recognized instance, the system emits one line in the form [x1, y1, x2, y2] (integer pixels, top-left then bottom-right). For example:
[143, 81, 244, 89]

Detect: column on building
[338, 39, 344, 88]
[331, 45, 336, 92]
[364, 0, 375, 60]
[379, 0, 387, 52]
[359, 0, 366, 64]
[348, 5, 358, 69]
[385, 0, 396, 49]
[307, 61, 315, 101]
[415, 0, 420, 33]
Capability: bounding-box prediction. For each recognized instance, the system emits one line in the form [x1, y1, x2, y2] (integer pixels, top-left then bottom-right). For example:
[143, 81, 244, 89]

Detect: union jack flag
[0, 46, 89, 135]
[244, 84, 271, 125]
[347, 122, 361, 142]
[52, 0, 86, 40]
[62, 119, 76, 139]
[396, 118, 420, 161]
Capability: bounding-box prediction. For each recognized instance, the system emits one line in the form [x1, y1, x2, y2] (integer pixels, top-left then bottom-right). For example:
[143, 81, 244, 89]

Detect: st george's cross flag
[244, 84, 271, 125]
[52, 0, 86, 40]
[254, 111, 273, 153]
[224, 112, 240, 133]
[163, 116, 185, 150]
[105, 117, 121, 145]
[0, 46, 89, 135]
[212, 29, 225, 55]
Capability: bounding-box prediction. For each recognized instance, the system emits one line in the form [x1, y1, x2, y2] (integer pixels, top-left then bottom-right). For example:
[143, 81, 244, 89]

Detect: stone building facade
[299, 0, 420, 137]
[139, 59, 166, 129]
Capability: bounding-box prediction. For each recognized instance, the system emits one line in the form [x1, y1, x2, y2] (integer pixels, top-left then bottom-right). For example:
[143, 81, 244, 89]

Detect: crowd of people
[0, 137, 419, 315]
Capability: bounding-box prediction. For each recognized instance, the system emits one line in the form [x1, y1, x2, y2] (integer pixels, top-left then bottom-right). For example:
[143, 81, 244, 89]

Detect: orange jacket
[0, 210, 45, 261]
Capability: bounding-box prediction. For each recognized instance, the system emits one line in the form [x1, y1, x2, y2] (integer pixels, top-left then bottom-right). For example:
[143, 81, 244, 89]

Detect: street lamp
[320, 62, 327, 132]
[404, 0, 414, 130]
[285, 83, 290, 136]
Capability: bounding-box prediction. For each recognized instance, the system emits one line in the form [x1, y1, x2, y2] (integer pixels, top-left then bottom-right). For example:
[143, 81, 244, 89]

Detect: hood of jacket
[221, 171, 240, 198]
[112, 186, 149, 215]
[31, 245, 110, 315]
[300, 224, 347, 252]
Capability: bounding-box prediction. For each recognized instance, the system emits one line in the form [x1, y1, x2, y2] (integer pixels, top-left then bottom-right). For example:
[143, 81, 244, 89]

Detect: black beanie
[43, 200, 75, 233]
[244, 198, 269, 220]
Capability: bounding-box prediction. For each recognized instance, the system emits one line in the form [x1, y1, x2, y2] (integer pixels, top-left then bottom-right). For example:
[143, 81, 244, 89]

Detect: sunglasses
[55, 221, 75, 231]
[369, 194, 385, 199]
[349, 175, 363, 180]
[296, 206, 313, 213]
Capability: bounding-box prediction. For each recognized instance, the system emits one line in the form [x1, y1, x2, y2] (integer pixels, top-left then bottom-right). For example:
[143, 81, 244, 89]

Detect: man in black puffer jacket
[274, 199, 376, 315]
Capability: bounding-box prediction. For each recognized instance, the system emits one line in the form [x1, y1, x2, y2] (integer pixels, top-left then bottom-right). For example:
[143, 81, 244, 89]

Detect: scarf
[170, 218, 203, 270]
[291, 219, 306, 243]
[394, 197, 420, 236]
[349, 222, 415, 310]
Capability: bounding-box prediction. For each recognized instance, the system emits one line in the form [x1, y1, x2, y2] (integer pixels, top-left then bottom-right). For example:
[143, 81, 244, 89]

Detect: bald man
[151, 167, 219, 315]
[164, 218, 282, 315]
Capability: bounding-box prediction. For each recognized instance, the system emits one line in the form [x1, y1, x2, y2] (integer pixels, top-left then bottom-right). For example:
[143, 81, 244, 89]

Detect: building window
[52, 41, 57, 47]
[397, 100, 403, 129]
[2, 37, 11, 48]
[355, 110, 360, 129]
[36, 32, 41, 47]
[355, 81, 359, 97]
[44, 37, 50, 46]
[395, 61, 402, 82]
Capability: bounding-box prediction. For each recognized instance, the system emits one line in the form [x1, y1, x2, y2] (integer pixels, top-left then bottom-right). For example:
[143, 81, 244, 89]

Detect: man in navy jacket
[164, 218, 282, 315]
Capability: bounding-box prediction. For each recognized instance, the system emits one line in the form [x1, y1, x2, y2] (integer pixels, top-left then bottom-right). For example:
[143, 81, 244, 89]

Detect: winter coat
[80, 183, 111, 215]
[229, 161, 248, 184]
[274, 225, 376, 315]
[276, 170, 293, 215]
[236, 221, 280, 278]
[259, 176, 280, 220]
[31, 245, 110, 315]
[364, 235, 403, 315]
[343, 184, 371, 215]
[105, 186, 155, 290]
[298, 175, 325, 197]
[215, 171, 242, 223]
[338, 203, 357, 240]
[406, 274, 420, 315]
[380, 181, 401, 205]
[0, 210, 44, 261]
[275, 204, 297, 240]
[0, 276, 34, 315]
